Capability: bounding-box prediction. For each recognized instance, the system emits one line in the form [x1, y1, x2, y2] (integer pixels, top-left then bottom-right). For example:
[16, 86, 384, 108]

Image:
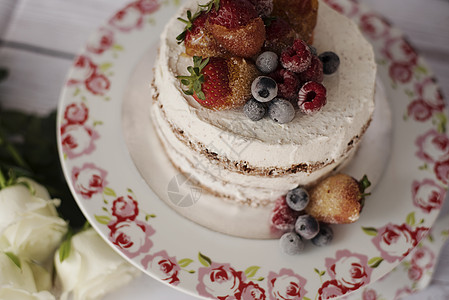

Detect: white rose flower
[0, 213, 68, 264]
[0, 178, 60, 232]
[54, 228, 141, 300]
[0, 178, 68, 264]
[0, 252, 55, 300]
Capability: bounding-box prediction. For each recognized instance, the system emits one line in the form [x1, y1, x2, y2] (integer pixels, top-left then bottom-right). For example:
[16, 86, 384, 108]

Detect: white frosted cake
[151, 0, 376, 210]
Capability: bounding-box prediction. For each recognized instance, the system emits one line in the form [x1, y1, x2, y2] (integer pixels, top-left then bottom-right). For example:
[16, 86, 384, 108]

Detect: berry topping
[270, 196, 301, 231]
[248, 0, 273, 17]
[251, 76, 278, 102]
[280, 232, 305, 255]
[286, 187, 309, 211]
[207, 0, 265, 57]
[295, 214, 319, 239]
[298, 55, 323, 83]
[268, 98, 295, 124]
[269, 68, 300, 100]
[263, 16, 296, 55]
[311, 224, 334, 246]
[280, 39, 312, 73]
[178, 56, 258, 110]
[297, 81, 327, 115]
[319, 51, 340, 75]
[208, 0, 257, 29]
[179, 11, 227, 58]
[244, 98, 267, 121]
[256, 51, 278, 74]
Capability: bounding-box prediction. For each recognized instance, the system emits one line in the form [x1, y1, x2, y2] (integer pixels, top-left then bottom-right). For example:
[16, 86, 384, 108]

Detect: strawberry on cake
[151, 0, 376, 226]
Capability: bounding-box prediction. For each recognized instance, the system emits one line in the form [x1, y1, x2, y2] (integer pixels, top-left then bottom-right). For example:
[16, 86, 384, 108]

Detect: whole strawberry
[305, 174, 371, 224]
[207, 0, 266, 57]
[178, 56, 259, 110]
[177, 10, 227, 57]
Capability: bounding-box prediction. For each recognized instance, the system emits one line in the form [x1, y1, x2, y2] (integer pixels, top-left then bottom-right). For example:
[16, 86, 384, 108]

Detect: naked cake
[150, 0, 376, 237]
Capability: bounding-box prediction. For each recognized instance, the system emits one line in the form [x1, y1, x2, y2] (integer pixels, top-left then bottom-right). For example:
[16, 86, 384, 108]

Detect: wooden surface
[0, 0, 448, 299]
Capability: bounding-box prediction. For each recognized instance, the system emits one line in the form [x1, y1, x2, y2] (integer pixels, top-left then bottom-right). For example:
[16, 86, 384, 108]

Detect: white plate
[57, 0, 449, 298]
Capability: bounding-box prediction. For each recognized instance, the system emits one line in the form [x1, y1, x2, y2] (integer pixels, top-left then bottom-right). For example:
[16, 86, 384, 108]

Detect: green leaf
[244, 266, 260, 278]
[103, 187, 117, 197]
[112, 44, 124, 51]
[58, 229, 73, 263]
[178, 258, 194, 268]
[198, 252, 212, 267]
[303, 297, 312, 300]
[415, 65, 428, 75]
[368, 257, 384, 268]
[406, 212, 416, 226]
[362, 227, 378, 236]
[4, 252, 21, 269]
[188, 270, 196, 274]
[256, 277, 264, 281]
[145, 214, 156, 221]
[95, 215, 111, 225]
[99, 62, 113, 72]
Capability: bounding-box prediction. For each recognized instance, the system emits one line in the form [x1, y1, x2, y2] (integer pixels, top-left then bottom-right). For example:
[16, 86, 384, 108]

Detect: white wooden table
[0, 0, 448, 299]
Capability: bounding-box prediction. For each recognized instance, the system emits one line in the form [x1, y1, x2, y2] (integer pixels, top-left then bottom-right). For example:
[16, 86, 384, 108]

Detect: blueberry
[244, 98, 267, 121]
[318, 51, 340, 75]
[280, 232, 305, 255]
[295, 215, 319, 239]
[311, 224, 334, 247]
[251, 76, 278, 102]
[268, 98, 295, 124]
[286, 187, 309, 211]
[256, 51, 279, 73]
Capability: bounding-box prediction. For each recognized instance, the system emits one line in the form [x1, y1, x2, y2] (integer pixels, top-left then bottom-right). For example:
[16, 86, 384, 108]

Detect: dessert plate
[57, 0, 448, 299]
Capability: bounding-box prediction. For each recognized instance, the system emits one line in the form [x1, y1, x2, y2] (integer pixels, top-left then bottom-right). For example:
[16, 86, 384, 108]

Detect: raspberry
[269, 69, 300, 100]
[297, 81, 327, 114]
[270, 196, 301, 231]
[280, 39, 312, 73]
[298, 55, 323, 83]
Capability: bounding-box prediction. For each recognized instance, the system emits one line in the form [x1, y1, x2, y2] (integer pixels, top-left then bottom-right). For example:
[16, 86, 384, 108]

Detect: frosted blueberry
[244, 98, 267, 121]
[268, 98, 295, 124]
[251, 76, 278, 102]
[256, 51, 279, 73]
[319, 51, 340, 75]
[295, 214, 319, 239]
[311, 224, 334, 247]
[280, 232, 305, 255]
[286, 187, 309, 211]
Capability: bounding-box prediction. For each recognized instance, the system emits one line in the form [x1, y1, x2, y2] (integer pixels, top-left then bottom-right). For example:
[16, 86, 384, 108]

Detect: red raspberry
[298, 55, 323, 84]
[270, 196, 301, 231]
[280, 39, 312, 73]
[269, 68, 300, 100]
[298, 81, 327, 114]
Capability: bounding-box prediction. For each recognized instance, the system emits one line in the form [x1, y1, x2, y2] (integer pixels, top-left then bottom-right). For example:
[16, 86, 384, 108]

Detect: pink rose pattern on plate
[58, 0, 449, 298]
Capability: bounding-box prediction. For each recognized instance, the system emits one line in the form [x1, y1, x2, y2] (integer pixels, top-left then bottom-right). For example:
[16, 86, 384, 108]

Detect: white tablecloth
[0, 0, 448, 299]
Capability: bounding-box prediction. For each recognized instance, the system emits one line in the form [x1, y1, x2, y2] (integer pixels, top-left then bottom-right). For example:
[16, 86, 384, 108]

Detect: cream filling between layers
[154, 0, 376, 171]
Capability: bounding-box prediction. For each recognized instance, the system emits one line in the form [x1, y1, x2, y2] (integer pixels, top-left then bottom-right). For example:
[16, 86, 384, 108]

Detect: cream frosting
[151, 0, 376, 205]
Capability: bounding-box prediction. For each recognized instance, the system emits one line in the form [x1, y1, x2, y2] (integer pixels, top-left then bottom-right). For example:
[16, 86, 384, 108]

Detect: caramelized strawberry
[178, 56, 259, 110]
[207, 0, 265, 57]
[177, 10, 227, 57]
[272, 0, 318, 44]
[264, 17, 297, 55]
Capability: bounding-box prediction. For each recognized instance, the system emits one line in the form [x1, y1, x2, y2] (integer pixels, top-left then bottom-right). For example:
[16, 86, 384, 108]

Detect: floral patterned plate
[57, 0, 448, 299]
